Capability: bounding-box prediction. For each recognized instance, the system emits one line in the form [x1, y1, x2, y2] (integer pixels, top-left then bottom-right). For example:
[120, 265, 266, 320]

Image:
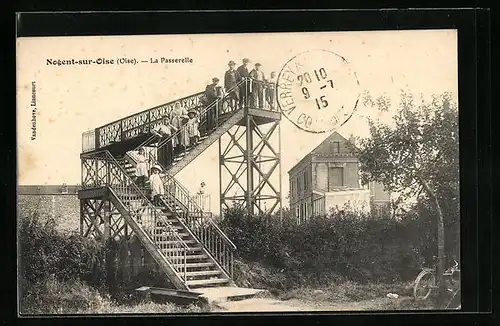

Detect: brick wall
[17, 195, 80, 234]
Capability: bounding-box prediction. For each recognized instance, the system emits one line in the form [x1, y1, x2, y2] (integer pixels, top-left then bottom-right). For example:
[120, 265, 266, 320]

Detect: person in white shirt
[250, 63, 266, 108]
[186, 109, 200, 146]
[133, 148, 149, 188]
[149, 165, 165, 206]
[266, 71, 277, 110]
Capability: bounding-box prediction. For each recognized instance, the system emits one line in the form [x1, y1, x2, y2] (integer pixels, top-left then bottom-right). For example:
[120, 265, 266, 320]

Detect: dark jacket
[225, 69, 241, 91]
[205, 84, 220, 103]
[236, 65, 250, 81]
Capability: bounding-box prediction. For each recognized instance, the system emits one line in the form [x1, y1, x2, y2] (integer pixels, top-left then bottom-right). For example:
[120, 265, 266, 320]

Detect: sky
[17, 30, 458, 213]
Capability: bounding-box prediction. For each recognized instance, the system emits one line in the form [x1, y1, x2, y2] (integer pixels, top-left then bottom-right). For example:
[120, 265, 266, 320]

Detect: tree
[348, 90, 459, 297]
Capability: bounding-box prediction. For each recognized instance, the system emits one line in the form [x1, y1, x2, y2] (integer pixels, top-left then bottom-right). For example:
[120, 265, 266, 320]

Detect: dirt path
[213, 296, 409, 312]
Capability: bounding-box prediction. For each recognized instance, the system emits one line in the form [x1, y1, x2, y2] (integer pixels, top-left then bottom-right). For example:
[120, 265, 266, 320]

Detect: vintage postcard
[17, 30, 460, 314]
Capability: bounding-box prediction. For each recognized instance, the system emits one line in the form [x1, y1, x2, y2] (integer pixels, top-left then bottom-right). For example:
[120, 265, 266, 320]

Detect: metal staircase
[121, 150, 237, 276]
[80, 78, 281, 292]
[81, 150, 232, 290]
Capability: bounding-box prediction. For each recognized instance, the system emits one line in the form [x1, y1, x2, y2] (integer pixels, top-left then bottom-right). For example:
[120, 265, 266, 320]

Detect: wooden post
[103, 200, 110, 240]
[129, 235, 142, 278]
[118, 239, 130, 284]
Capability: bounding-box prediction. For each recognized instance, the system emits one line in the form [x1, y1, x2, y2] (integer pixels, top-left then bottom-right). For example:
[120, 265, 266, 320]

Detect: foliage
[18, 211, 186, 314]
[20, 276, 210, 315]
[18, 212, 106, 289]
[349, 91, 459, 290]
[222, 206, 426, 286]
[351, 91, 459, 199]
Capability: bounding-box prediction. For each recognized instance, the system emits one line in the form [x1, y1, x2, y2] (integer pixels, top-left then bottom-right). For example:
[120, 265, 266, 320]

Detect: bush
[220, 206, 426, 285]
[18, 210, 179, 312]
[18, 212, 106, 290]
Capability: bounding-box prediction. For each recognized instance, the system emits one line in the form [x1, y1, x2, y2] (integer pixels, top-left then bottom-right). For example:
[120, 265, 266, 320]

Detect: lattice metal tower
[219, 106, 282, 217]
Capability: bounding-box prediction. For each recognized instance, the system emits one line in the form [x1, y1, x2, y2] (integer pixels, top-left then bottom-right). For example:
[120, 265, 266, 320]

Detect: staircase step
[165, 254, 208, 261]
[160, 240, 197, 245]
[154, 225, 184, 232]
[173, 262, 214, 269]
[185, 270, 222, 277]
[162, 247, 203, 253]
[186, 278, 231, 287]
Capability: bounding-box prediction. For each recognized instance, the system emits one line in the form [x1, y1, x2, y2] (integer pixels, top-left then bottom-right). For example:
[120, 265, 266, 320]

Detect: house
[288, 132, 390, 223]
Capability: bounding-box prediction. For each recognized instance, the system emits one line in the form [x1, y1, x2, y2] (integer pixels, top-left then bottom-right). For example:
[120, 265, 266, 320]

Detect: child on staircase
[134, 148, 149, 189]
[187, 108, 200, 147]
[149, 165, 165, 206]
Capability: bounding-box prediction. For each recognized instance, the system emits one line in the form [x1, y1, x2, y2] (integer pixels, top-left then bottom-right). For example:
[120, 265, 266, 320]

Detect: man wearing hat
[224, 60, 241, 109]
[250, 62, 265, 108]
[204, 77, 222, 131]
[149, 165, 165, 206]
[236, 58, 251, 108]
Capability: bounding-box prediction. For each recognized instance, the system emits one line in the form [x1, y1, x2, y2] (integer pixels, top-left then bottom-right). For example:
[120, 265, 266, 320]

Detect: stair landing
[196, 286, 268, 304]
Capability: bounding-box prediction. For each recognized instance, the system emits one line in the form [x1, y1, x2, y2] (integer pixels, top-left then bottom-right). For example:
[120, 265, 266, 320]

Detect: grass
[20, 276, 212, 315]
[277, 280, 414, 302]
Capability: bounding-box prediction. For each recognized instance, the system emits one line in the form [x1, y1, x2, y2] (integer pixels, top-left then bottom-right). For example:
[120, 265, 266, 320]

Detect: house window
[331, 141, 340, 154]
[329, 166, 344, 189]
[304, 170, 308, 191]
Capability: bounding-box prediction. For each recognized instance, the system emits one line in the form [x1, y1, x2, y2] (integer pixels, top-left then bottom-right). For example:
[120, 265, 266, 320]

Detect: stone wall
[17, 195, 80, 234]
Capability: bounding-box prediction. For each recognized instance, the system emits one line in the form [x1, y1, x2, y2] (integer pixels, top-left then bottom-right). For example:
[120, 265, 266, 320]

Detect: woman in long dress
[170, 101, 190, 154]
[153, 116, 177, 167]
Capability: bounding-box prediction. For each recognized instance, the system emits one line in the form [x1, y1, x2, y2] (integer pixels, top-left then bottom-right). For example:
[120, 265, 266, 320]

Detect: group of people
[131, 149, 165, 206]
[150, 101, 201, 167]
[223, 58, 277, 110]
[203, 58, 277, 130]
[130, 58, 278, 207]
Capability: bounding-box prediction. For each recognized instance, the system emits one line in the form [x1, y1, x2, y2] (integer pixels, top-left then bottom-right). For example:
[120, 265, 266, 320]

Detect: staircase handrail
[124, 151, 200, 214]
[131, 78, 247, 154]
[81, 149, 189, 253]
[148, 153, 237, 251]
[155, 78, 248, 150]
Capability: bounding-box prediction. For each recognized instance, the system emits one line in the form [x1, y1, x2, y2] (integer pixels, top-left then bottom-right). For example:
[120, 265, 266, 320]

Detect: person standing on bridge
[266, 71, 277, 110]
[224, 60, 241, 109]
[249, 62, 265, 108]
[204, 77, 222, 131]
[236, 58, 251, 108]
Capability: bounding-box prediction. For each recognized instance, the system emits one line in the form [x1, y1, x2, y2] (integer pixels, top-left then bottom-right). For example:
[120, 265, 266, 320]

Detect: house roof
[18, 185, 81, 195]
[288, 131, 354, 174]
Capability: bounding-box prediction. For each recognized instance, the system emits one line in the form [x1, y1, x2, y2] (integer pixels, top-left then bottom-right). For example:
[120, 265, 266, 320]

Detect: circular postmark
[276, 50, 361, 133]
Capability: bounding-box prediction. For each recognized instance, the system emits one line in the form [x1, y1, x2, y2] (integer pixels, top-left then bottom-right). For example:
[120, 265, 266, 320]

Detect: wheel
[413, 269, 436, 300]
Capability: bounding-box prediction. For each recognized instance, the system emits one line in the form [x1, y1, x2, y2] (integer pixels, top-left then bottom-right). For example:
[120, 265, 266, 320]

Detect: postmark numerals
[297, 68, 328, 86]
[315, 96, 329, 110]
[276, 50, 359, 133]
